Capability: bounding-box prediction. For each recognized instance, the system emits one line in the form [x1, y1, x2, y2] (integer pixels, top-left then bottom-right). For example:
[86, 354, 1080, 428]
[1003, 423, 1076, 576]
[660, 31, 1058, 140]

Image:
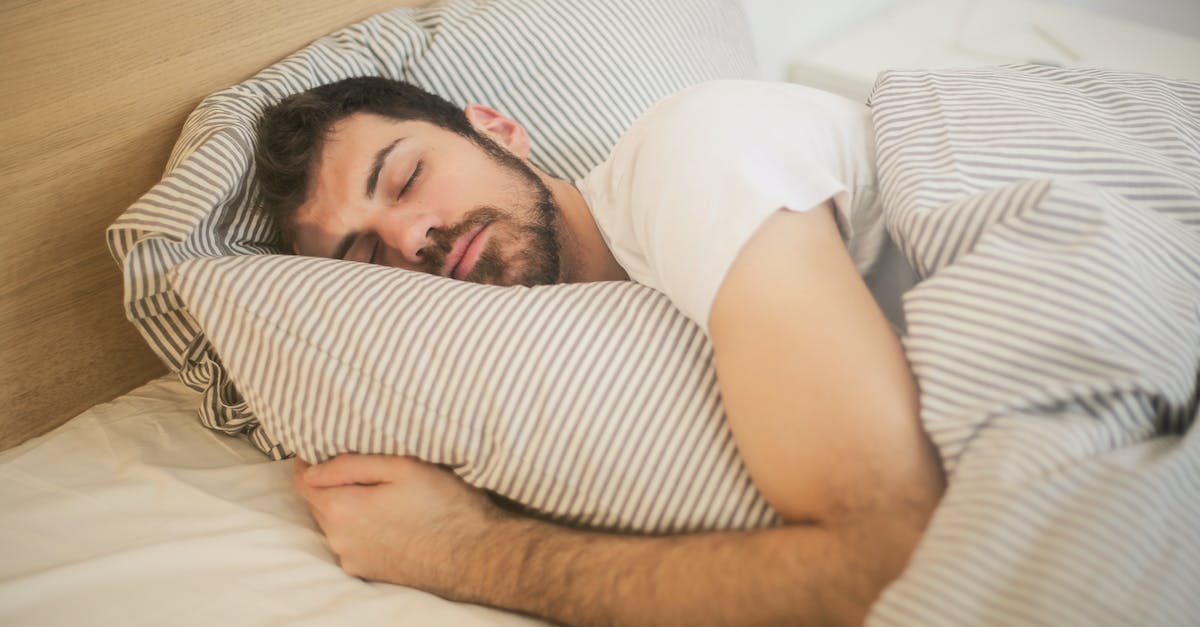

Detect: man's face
[291, 112, 561, 286]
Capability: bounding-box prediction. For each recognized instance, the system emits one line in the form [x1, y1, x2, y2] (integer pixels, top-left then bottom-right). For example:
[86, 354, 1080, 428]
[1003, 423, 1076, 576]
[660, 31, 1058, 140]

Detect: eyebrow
[366, 137, 406, 199]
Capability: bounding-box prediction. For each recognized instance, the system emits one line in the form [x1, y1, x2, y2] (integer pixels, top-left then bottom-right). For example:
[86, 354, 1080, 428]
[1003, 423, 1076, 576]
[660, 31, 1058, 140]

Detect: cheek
[417, 181, 466, 221]
[453, 155, 527, 206]
[437, 187, 507, 225]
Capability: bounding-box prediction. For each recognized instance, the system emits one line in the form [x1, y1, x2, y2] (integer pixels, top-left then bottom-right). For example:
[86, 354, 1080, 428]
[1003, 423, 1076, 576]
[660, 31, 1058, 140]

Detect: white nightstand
[787, 0, 1200, 102]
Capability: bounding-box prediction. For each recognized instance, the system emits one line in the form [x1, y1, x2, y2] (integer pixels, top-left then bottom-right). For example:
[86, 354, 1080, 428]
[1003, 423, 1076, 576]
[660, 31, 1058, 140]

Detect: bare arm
[445, 506, 876, 626]
[295, 202, 943, 626]
[298, 456, 888, 626]
[709, 204, 943, 531]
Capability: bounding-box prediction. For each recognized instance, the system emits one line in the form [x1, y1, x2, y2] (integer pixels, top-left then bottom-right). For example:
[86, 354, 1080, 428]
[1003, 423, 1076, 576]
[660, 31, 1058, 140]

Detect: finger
[292, 457, 315, 492]
[303, 453, 420, 488]
[291, 478, 328, 532]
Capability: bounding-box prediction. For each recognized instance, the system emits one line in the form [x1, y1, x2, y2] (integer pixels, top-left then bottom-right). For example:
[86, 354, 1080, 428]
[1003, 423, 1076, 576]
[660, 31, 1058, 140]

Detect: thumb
[303, 454, 415, 488]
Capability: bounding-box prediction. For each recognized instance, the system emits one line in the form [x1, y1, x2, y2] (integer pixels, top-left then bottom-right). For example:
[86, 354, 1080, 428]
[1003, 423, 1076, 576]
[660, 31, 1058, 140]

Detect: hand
[292, 454, 503, 598]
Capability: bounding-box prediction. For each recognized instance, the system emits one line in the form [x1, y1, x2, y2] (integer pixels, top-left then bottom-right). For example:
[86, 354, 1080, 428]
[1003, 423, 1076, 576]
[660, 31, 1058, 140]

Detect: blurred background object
[742, 0, 1200, 101]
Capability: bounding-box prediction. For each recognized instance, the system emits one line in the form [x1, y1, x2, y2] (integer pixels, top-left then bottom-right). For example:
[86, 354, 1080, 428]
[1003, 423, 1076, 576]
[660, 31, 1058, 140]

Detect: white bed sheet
[0, 376, 547, 626]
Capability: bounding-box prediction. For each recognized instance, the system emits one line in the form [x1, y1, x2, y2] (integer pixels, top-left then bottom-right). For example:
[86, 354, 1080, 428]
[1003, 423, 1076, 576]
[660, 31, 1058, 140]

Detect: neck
[541, 173, 628, 284]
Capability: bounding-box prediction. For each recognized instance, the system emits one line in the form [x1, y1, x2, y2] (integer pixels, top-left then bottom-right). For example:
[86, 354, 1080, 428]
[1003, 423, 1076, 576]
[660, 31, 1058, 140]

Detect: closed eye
[399, 161, 423, 198]
[367, 238, 381, 264]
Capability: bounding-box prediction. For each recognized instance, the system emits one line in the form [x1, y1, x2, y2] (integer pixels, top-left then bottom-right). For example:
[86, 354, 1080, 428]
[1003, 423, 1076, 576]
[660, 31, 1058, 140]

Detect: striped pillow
[107, 0, 757, 457]
[172, 255, 781, 533]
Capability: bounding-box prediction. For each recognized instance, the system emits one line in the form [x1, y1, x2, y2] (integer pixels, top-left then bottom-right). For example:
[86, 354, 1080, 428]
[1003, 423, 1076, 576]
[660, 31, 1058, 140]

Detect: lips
[441, 223, 491, 280]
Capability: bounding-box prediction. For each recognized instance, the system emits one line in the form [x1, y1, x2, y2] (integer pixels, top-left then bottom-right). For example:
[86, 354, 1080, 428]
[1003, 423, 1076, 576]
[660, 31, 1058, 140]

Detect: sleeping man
[257, 76, 945, 627]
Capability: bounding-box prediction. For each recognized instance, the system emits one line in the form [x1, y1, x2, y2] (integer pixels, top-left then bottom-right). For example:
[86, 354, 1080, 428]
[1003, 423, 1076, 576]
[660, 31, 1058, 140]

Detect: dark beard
[466, 198, 561, 286]
[421, 200, 560, 286]
[419, 139, 562, 286]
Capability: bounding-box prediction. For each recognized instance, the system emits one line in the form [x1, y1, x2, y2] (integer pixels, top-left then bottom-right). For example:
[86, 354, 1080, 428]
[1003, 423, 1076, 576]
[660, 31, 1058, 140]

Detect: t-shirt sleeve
[623, 100, 850, 333]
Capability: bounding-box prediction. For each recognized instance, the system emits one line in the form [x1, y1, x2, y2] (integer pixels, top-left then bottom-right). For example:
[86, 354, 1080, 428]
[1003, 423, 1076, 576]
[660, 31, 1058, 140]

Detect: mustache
[420, 206, 505, 273]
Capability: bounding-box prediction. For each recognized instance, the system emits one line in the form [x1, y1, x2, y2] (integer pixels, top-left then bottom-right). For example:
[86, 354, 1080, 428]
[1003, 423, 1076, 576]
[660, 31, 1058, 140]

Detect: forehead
[295, 114, 432, 217]
[319, 112, 422, 162]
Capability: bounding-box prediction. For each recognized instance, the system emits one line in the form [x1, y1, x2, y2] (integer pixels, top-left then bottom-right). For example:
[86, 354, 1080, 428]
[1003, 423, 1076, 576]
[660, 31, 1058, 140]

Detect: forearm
[452, 515, 885, 627]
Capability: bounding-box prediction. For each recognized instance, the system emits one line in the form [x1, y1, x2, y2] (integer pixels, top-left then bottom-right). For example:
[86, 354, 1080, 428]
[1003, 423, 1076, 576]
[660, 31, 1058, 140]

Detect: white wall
[1056, 0, 1200, 39]
[742, 0, 1200, 81]
[741, 0, 903, 79]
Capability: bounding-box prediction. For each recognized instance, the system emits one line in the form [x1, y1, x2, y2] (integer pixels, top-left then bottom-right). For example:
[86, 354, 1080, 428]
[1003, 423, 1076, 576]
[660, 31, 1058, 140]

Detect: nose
[370, 208, 444, 266]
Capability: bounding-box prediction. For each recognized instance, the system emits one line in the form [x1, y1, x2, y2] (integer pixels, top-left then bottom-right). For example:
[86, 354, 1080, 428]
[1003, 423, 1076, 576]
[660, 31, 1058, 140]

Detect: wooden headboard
[0, 0, 425, 451]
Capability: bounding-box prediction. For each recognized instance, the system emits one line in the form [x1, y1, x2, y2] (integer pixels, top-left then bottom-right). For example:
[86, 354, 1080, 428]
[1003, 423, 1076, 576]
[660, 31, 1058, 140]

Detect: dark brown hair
[254, 77, 479, 249]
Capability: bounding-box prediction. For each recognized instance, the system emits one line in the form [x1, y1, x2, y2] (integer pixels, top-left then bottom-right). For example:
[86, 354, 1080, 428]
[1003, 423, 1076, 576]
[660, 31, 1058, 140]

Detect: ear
[464, 104, 532, 159]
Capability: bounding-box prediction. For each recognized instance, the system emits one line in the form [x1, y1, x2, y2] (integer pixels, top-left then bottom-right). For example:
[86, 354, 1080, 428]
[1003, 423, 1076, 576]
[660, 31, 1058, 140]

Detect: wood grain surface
[0, 0, 421, 450]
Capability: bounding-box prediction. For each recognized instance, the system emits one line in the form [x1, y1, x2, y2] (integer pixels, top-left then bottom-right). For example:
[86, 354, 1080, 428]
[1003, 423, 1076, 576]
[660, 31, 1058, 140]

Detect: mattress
[2, 378, 1188, 626]
[0, 376, 546, 626]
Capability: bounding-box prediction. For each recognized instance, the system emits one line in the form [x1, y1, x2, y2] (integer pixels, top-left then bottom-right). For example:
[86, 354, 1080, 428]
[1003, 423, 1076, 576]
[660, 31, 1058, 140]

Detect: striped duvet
[865, 65, 1200, 627]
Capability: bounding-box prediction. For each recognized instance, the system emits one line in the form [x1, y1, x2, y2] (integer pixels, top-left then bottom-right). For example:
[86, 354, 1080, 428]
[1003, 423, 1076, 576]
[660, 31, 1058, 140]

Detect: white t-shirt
[576, 79, 915, 333]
